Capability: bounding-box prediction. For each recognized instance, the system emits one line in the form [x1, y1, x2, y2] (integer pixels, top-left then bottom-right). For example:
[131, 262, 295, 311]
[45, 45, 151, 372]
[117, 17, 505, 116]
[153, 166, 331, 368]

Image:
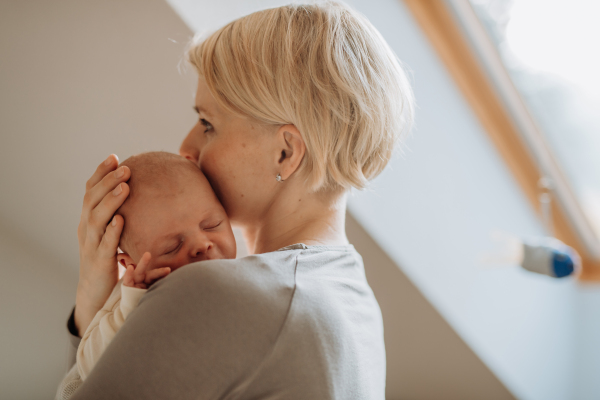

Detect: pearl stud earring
[276, 173, 283, 182]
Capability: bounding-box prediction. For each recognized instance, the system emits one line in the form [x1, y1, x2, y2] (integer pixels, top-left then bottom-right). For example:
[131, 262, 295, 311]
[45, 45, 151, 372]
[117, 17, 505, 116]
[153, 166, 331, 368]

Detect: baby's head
[116, 151, 236, 273]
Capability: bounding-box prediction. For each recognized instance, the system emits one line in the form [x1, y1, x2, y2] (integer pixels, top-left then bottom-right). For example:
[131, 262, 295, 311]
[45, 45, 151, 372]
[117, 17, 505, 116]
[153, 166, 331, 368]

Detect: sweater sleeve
[76, 281, 147, 380]
[55, 284, 147, 399]
[68, 259, 294, 400]
[54, 309, 84, 400]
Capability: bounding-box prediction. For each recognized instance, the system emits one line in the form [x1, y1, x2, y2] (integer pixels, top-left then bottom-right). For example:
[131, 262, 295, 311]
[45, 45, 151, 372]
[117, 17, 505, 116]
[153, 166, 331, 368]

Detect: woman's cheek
[203, 148, 237, 192]
[199, 152, 221, 186]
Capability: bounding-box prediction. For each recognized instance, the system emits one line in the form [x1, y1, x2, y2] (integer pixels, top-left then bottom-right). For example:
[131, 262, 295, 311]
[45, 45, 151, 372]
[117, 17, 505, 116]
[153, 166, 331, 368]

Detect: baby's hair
[118, 151, 201, 201]
[116, 151, 204, 254]
[187, 1, 414, 192]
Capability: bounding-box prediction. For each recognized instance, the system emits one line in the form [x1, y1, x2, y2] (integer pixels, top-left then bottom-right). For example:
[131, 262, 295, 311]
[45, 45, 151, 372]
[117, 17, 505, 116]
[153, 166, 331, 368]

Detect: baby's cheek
[152, 257, 177, 270]
[163, 257, 190, 272]
[225, 241, 237, 259]
[217, 234, 237, 259]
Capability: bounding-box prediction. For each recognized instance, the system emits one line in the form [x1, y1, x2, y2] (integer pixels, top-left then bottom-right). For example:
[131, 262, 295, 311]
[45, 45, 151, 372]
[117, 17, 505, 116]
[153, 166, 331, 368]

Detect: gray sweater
[59, 244, 386, 399]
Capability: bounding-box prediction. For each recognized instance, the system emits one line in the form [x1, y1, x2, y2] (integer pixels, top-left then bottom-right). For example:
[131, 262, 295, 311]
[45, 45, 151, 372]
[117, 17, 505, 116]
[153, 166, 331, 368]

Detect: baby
[75, 151, 237, 381]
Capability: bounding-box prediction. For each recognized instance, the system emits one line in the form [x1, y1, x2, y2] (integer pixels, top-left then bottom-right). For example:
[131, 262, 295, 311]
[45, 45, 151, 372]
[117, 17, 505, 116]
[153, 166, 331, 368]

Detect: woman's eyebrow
[193, 106, 212, 116]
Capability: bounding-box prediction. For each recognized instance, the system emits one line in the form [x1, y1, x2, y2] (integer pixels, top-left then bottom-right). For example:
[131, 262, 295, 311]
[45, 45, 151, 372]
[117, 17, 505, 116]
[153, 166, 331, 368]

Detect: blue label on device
[552, 250, 574, 278]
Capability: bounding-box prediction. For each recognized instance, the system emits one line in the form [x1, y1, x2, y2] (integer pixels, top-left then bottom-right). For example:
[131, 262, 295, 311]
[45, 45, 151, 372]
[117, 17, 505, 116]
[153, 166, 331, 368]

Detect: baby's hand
[122, 252, 171, 289]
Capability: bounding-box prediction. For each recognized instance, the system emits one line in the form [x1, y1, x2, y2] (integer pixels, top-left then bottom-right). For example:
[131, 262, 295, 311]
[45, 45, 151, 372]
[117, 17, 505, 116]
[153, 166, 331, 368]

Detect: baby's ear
[117, 252, 135, 268]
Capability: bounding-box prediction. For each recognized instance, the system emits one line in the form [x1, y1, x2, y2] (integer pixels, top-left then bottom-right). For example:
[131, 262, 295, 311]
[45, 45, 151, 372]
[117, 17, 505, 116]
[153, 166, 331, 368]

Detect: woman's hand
[74, 154, 131, 336]
[122, 252, 171, 289]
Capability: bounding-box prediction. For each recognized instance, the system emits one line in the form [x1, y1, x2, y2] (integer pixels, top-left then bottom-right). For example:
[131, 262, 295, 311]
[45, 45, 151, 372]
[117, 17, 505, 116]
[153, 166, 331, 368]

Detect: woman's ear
[276, 124, 306, 181]
[117, 252, 135, 268]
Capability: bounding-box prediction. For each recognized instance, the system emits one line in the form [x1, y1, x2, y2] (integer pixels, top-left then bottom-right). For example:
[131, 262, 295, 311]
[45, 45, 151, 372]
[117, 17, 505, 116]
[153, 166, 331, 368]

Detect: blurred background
[1, 0, 600, 399]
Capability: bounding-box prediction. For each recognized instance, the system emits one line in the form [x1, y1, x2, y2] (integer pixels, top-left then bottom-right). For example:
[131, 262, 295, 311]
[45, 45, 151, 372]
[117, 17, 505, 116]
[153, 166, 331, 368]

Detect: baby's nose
[191, 240, 212, 260]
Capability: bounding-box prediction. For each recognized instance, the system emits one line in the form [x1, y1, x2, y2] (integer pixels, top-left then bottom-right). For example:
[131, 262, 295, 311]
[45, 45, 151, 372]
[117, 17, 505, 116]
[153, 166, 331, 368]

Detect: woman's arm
[56, 283, 147, 398]
[68, 260, 292, 400]
[75, 154, 130, 335]
[55, 364, 83, 400]
[77, 254, 165, 380]
[54, 312, 84, 400]
[76, 281, 147, 380]
[57, 150, 131, 397]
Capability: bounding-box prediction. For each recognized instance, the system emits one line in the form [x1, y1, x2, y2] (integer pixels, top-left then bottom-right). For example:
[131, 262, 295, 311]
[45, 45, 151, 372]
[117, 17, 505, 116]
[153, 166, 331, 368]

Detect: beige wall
[0, 227, 78, 399]
[0, 0, 195, 398]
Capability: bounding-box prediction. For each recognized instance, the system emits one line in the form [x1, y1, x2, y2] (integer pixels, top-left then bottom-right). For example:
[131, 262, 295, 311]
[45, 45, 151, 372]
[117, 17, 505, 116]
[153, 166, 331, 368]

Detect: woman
[61, 2, 413, 398]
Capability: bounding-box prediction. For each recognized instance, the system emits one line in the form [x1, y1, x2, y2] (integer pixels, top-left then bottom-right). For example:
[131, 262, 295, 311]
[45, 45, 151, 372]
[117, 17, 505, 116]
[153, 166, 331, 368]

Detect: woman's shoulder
[141, 243, 364, 318]
[73, 252, 303, 399]
[164, 250, 299, 291]
[174, 244, 362, 287]
[142, 251, 299, 320]
[127, 254, 300, 364]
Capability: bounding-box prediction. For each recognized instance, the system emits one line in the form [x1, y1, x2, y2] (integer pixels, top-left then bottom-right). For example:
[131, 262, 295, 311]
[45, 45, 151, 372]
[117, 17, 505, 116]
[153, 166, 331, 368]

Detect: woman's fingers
[86, 154, 119, 191]
[79, 156, 122, 244]
[87, 182, 130, 245]
[83, 166, 130, 222]
[74, 155, 128, 336]
[81, 165, 130, 248]
[97, 214, 124, 259]
[145, 267, 171, 284]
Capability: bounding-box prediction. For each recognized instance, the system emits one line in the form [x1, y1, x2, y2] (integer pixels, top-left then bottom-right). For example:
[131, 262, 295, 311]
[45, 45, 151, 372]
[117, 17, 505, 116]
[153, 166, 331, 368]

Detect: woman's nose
[179, 125, 202, 164]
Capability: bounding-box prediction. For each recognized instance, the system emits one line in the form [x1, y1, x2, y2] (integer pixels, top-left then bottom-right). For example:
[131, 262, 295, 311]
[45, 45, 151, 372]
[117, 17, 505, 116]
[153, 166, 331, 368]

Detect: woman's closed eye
[200, 118, 213, 133]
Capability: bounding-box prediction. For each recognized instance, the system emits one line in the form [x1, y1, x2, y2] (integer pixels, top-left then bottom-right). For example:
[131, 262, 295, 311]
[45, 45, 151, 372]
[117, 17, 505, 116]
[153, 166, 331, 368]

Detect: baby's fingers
[122, 265, 136, 287]
[145, 267, 171, 285]
[133, 252, 152, 283]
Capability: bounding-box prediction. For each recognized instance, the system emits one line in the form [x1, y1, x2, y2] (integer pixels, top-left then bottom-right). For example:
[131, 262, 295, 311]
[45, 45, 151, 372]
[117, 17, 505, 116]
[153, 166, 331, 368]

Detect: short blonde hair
[187, 1, 414, 191]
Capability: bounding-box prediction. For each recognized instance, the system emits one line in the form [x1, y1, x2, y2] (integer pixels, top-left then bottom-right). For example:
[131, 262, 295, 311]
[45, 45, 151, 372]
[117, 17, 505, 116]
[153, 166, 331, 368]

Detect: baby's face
[121, 173, 236, 272]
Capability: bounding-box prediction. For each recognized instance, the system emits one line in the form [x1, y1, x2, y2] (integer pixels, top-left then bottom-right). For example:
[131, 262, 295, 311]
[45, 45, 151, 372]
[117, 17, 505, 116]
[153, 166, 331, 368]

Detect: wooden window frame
[403, 0, 600, 280]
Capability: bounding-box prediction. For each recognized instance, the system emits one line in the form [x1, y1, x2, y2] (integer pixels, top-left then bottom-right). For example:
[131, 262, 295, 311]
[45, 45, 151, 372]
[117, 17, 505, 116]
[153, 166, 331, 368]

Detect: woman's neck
[240, 189, 349, 255]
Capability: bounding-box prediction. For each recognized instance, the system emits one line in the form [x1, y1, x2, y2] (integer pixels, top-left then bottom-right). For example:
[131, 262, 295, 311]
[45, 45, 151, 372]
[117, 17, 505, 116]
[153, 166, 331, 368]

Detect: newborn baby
[76, 151, 237, 381]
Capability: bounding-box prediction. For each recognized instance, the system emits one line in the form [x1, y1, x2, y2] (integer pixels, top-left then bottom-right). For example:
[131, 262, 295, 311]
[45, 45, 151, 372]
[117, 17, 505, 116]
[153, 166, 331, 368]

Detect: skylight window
[470, 0, 600, 237]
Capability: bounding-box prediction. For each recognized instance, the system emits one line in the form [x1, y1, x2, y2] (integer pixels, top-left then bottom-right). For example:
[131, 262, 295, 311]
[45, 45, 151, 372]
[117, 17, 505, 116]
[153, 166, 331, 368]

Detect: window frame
[402, 0, 600, 279]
